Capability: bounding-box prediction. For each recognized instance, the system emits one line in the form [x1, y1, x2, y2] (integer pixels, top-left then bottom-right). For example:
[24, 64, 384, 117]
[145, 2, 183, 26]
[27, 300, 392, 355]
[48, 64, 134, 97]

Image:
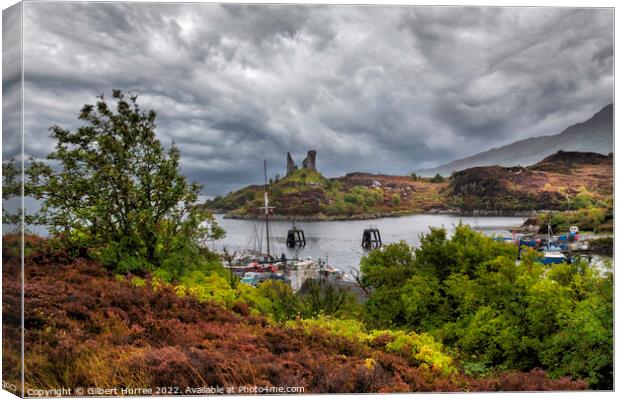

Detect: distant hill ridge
[418, 103, 613, 176]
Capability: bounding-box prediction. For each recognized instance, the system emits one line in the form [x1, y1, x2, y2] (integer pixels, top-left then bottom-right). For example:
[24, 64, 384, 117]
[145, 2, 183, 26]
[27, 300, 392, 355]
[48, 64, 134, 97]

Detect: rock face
[286, 150, 317, 175]
[286, 152, 298, 176]
[302, 150, 317, 172]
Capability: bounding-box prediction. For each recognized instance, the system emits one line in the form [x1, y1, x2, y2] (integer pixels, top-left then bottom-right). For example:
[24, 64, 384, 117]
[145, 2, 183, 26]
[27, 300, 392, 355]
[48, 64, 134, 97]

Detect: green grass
[279, 169, 327, 186]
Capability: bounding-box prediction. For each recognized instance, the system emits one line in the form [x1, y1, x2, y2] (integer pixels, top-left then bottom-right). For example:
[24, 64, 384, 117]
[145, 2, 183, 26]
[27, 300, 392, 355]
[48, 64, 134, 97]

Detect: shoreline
[211, 209, 540, 222]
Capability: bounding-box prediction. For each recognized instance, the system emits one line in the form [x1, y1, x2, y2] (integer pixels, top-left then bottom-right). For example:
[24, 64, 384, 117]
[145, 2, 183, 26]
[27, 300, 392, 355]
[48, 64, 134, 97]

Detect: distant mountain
[417, 104, 613, 177]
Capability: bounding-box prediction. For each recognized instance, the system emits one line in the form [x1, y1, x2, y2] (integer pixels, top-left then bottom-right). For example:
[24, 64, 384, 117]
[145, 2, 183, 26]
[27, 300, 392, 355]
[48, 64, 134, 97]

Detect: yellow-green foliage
[290, 316, 368, 341]
[130, 277, 146, 287]
[177, 271, 236, 307]
[381, 330, 455, 374]
[288, 316, 455, 375]
[175, 271, 273, 317]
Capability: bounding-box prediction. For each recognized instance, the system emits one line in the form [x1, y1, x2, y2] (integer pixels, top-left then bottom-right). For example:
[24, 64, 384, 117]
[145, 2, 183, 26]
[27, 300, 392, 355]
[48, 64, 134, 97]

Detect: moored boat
[540, 250, 566, 265]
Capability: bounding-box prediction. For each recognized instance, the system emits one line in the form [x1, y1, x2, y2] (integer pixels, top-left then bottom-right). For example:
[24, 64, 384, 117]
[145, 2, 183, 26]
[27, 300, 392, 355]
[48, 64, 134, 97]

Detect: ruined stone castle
[286, 150, 317, 176]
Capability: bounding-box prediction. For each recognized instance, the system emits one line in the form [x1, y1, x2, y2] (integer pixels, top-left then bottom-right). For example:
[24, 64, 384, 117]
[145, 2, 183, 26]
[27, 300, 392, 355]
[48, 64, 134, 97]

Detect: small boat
[239, 271, 287, 287]
[540, 250, 566, 265]
[539, 224, 566, 265]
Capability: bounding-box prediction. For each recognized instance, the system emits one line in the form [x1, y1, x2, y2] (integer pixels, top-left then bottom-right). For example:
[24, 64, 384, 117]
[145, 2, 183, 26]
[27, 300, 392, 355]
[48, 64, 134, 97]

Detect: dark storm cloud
[19, 2, 613, 196]
[2, 3, 22, 161]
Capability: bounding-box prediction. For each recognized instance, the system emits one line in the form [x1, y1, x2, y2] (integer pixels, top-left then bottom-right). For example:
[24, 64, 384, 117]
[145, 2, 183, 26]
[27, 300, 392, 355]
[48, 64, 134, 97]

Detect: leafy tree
[1, 160, 21, 227]
[25, 90, 223, 273]
[360, 241, 415, 326]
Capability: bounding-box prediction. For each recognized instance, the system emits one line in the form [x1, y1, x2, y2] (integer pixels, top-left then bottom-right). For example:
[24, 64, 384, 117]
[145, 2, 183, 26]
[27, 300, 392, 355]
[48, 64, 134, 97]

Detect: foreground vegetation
[2, 234, 593, 393]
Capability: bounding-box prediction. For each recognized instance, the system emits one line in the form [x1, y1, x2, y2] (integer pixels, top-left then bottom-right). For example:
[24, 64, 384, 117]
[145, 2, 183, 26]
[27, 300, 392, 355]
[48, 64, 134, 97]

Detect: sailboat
[227, 160, 321, 291]
[540, 222, 566, 265]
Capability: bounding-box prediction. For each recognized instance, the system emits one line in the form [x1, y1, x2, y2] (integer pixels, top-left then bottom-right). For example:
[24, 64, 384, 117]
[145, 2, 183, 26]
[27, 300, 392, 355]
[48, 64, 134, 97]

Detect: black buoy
[286, 226, 306, 248]
[362, 228, 382, 250]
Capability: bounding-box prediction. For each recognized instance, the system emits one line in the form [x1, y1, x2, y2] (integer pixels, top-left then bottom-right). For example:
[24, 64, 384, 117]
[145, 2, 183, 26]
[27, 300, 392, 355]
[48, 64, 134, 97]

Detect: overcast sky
[7, 2, 614, 196]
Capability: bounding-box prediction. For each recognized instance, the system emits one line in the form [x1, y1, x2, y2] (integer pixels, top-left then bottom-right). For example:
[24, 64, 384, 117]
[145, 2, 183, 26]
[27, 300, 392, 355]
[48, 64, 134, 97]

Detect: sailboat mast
[264, 159, 271, 258]
[547, 221, 552, 251]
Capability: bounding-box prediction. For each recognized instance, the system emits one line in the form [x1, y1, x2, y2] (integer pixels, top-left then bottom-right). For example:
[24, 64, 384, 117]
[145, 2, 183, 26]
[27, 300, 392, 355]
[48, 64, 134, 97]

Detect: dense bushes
[288, 317, 454, 375]
[339, 186, 384, 213]
[359, 225, 613, 389]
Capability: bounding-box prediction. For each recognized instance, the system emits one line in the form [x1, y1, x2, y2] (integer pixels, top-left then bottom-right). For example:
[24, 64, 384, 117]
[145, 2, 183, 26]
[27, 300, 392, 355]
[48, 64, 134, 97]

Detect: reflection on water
[210, 214, 527, 273]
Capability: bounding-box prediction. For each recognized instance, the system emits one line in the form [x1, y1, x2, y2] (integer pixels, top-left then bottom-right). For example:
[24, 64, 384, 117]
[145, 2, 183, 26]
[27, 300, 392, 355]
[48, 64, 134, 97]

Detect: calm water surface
[210, 214, 526, 274]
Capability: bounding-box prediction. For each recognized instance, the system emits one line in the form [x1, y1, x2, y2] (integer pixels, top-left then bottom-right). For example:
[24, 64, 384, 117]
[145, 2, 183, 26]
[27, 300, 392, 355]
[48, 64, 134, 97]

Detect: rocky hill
[418, 104, 613, 177]
[449, 151, 613, 212]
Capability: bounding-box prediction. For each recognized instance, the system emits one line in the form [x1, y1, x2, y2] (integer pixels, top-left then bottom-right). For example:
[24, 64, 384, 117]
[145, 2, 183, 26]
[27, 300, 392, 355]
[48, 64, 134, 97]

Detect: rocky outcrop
[302, 150, 317, 172]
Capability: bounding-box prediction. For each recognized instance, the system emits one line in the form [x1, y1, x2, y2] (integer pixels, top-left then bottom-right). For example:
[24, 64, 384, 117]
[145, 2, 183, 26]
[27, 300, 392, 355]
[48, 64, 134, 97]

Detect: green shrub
[382, 331, 455, 374]
[540, 206, 611, 233]
[256, 280, 300, 322]
[344, 192, 362, 205]
[562, 187, 596, 210]
[430, 173, 445, 183]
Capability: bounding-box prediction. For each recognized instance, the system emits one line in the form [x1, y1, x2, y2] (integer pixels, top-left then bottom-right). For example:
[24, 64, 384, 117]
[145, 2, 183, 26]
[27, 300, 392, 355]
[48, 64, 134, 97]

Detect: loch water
[210, 214, 527, 275]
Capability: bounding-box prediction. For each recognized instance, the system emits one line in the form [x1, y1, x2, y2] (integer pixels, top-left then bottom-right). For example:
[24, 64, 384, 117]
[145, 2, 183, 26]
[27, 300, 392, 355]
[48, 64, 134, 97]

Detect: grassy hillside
[205, 151, 612, 220]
